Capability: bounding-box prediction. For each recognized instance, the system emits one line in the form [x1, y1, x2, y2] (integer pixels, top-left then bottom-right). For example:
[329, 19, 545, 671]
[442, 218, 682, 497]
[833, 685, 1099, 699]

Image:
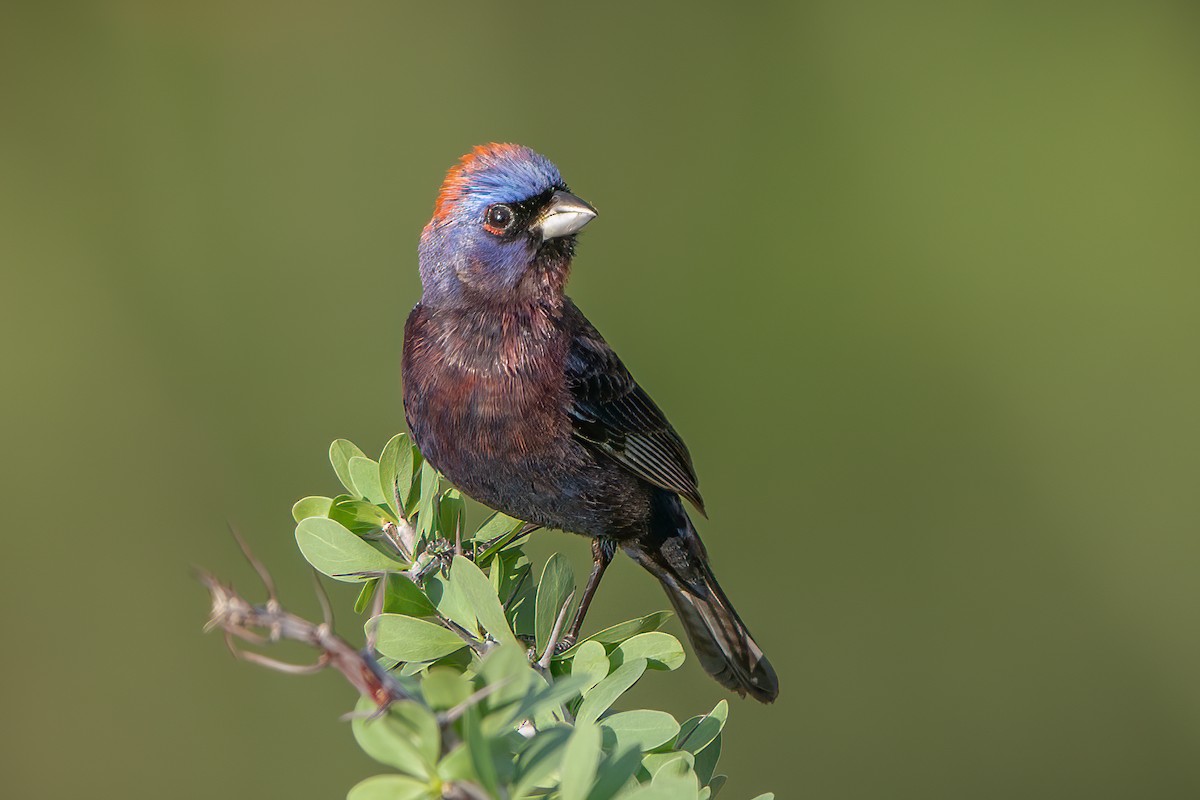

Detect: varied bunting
[402, 144, 778, 702]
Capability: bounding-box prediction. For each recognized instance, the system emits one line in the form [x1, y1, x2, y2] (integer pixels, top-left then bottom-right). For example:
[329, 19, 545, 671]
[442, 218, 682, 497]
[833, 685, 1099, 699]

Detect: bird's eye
[484, 204, 514, 233]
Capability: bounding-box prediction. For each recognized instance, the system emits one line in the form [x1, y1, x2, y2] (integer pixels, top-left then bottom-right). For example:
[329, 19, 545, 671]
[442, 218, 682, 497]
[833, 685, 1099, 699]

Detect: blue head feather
[418, 144, 569, 306]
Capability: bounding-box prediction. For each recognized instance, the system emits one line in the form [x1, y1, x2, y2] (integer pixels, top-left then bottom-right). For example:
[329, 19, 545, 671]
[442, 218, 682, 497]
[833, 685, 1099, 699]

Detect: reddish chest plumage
[402, 301, 575, 507]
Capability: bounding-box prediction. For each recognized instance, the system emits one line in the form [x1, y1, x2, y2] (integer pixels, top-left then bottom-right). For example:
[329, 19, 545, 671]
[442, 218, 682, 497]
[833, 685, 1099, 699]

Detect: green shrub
[208, 434, 774, 800]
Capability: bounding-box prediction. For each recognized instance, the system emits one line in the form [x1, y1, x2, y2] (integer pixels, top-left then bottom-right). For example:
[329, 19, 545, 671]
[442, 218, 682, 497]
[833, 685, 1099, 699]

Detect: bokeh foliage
[287, 435, 769, 800]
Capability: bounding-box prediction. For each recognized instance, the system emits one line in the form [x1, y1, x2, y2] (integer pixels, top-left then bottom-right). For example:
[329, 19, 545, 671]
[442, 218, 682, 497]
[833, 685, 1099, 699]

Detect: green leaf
[355, 579, 377, 614]
[471, 510, 526, 543]
[327, 495, 396, 535]
[515, 673, 593, 727]
[295, 517, 404, 582]
[568, 640, 610, 696]
[535, 553, 575, 656]
[748, 795, 775, 800]
[706, 775, 727, 798]
[435, 743, 475, 784]
[470, 512, 527, 566]
[675, 700, 728, 755]
[642, 750, 694, 780]
[601, 710, 680, 753]
[612, 632, 685, 671]
[693, 733, 722, 786]
[424, 573, 478, 633]
[404, 449, 425, 518]
[349, 456, 388, 505]
[556, 610, 673, 659]
[495, 551, 535, 637]
[345, 774, 432, 800]
[438, 489, 465, 543]
[292, 495, 332, 522]
[477, 643, 540, 731]
[450, 555, 519, 647]
[329, 439, 367, 495]
[350, 696, 436, 778]
[560, 720, 601, 800]
[415, 461, 440, 544]
[613, 779, 694, 800]
[577, 657, 646, 725]
[421, 666, 471, 711]
[373, 614, 469, 662]
[651, 766, 699, 799]
[587, 746, 644, 800]
[513, 725, 572, 797]
[382, 573, 437, 617]
[463, 705, 500, 796]
[378, 433, 415, 516]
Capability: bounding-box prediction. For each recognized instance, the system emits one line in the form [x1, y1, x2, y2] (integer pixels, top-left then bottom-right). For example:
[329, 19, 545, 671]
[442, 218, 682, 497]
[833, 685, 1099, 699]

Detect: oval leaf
[577, 657, 647, 724]
[349, 456, 388, 505]
[676, 700, 728, 754]
[471, 512, 527, 567]
[513, 726, 572, 798]
[329, 497, 395, 534]
[383, 573, 437, 617]
[612, 631, 685, 671]
[422, 667, 473, 711]
[294, 517, 403, 581]
[329, 439, 367, 495]
[694, 732, 723, 786]
[423, 573, 477, 633]
[560, 720, 602, 800]
[351, 696, 436, 778]
[450, 555, 518, 647]
[643, 750, 695, 780]
[414, 462, 440, 543]
[346, 774, 432, 800]
[556, 610, 673, 659]
[291, 495, 332, 522]
[569, 640, 611, 696]
[373, 614, 469, 662]
[463, 705, 499, 796]
[378, 432, 415, 516]
[601, 709, 680, 752]
[535, 553, 575, 656]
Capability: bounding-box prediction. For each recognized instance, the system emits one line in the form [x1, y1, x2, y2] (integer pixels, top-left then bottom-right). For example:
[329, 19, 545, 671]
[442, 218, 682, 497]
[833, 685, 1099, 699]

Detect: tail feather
[625, 494, 779, 703]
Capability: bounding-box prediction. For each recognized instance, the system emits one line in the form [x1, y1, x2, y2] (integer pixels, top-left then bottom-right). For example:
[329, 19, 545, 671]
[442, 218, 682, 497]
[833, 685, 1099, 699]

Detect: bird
[402, 143, 778, 703]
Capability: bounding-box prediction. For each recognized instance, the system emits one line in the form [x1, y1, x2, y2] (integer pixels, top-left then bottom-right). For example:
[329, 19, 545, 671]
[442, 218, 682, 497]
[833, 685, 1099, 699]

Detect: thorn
[339, 708, 381, 723]
[239, 650, 328, 675]
[223, 630, 241, 659]
[228, 523, 277, 601]
[312, 569, 334, 628]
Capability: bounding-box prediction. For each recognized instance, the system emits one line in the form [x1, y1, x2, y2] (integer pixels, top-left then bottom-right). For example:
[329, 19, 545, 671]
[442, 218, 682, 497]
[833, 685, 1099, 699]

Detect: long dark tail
[624, 493, 779, 703]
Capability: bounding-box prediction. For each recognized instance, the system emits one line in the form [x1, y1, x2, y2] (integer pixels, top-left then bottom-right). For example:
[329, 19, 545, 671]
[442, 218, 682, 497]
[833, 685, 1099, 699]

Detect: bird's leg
[560, 537, 616, 650]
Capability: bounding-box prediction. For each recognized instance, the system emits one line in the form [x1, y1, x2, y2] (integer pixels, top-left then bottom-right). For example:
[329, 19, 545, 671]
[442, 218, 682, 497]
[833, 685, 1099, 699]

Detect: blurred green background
[2, 1, 1198, 798]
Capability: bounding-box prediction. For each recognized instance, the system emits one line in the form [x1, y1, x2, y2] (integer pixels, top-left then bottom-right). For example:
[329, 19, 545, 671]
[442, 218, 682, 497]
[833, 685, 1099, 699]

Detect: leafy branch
[200, 434, 775, 800]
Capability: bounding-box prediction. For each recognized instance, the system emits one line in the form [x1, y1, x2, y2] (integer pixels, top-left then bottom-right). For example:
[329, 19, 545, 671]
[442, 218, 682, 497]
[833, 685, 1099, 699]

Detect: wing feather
[563, 301, 705, 513]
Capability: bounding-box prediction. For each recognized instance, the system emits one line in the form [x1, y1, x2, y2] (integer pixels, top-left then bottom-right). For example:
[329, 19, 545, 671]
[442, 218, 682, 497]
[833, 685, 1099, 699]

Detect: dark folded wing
[564, 304, 705, 513]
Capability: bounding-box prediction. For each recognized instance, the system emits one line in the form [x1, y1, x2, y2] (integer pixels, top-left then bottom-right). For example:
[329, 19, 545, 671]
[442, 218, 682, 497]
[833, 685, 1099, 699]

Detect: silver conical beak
[534, 190, 597, 240]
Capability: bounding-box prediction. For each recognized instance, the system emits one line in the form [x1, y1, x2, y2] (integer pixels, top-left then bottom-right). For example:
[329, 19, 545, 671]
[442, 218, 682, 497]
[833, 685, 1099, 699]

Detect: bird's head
[418, 143, 597, 307]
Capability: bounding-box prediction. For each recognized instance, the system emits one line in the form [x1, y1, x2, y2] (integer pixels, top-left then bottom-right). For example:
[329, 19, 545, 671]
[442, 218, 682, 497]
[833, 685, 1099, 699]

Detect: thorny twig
[199, 565, 414, 712]
[200, 534, 510, 800]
